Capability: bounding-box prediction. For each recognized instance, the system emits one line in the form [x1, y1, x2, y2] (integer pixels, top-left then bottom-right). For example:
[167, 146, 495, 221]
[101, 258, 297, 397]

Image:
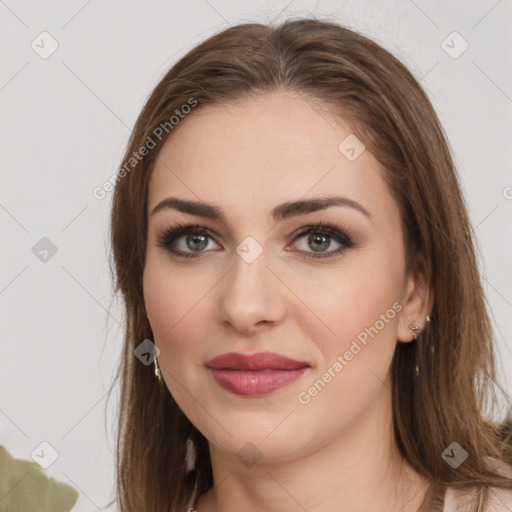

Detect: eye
[156, 221, 357, 260]
[290, 222, 356, 259]
[156, 223, 220, 259]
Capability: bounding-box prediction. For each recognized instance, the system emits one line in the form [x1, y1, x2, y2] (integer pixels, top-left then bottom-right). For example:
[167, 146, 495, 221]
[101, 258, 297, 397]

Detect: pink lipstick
[206, 352, 310, 396]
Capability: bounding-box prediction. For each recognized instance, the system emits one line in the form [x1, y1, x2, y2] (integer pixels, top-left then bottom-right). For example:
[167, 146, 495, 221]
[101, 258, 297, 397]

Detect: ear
[396, 252, 433, 343]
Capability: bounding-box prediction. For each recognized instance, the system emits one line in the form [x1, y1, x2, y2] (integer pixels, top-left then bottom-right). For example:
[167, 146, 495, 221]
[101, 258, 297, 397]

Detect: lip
[206, 352, 310, 396]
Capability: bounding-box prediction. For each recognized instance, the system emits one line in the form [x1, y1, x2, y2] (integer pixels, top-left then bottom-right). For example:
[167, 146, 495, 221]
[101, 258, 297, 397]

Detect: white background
[1, 1, 511, 510]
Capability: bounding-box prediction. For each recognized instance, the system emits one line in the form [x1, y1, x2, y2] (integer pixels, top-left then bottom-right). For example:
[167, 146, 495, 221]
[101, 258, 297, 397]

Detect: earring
[425, 314, 431, 323]
[409, 323, 421, 339]
[185, 438, 196, 472]
[154, 357, 162, 382]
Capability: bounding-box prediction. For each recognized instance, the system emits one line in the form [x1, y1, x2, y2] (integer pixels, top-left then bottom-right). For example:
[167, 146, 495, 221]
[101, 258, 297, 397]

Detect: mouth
[206, 352, 310, 396]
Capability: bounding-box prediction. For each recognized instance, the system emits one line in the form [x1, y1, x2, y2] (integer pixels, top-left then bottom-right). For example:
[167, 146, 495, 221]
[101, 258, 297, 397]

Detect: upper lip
[206, 352, 310, 371]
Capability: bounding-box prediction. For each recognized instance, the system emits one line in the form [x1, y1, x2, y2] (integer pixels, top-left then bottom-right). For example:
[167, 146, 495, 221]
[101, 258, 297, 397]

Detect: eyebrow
[150, 196, 373, 224]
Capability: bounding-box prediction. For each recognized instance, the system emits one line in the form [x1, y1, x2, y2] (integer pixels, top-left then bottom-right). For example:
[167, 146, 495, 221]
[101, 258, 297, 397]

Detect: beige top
[417, 459, 512, 511]
[443, 485, 512, 511]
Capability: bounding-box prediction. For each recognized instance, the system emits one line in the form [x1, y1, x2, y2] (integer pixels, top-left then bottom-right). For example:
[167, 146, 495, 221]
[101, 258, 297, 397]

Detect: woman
[109, 18, 512, 511]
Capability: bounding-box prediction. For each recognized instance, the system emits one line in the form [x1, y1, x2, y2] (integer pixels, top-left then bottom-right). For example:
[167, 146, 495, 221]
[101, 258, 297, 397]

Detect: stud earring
[409, 322, 421, 339]
[425, 314, 431, 323]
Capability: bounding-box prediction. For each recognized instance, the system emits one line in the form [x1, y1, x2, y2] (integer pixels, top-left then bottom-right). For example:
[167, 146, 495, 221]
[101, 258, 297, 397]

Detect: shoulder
[443, 459, 512, 512]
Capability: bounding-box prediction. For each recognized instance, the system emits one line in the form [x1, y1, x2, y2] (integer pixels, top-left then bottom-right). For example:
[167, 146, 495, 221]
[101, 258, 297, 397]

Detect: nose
[216, 247, 286, 335]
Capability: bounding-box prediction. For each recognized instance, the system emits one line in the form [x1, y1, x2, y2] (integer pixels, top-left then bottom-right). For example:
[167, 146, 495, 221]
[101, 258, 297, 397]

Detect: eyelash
[155, 221, 357, 260]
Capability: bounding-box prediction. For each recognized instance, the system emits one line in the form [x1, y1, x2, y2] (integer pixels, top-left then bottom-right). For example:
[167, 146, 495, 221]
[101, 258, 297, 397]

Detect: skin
[143, 90, 433, 512]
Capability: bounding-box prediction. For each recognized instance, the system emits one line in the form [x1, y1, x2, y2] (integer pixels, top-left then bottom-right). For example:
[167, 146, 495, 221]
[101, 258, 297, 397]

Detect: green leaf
[0, 445, 79, 512]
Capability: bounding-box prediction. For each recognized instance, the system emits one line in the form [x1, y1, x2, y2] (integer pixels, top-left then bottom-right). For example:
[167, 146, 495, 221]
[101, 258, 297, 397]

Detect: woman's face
[143, 91, 424, 464]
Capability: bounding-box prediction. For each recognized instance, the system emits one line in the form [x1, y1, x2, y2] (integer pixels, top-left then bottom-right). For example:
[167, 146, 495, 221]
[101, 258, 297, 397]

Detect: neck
[195, 380, 430, 512]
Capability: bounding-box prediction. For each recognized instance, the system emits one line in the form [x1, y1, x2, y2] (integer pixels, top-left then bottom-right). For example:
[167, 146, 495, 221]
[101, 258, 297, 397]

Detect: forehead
[148, 91, 398, 229]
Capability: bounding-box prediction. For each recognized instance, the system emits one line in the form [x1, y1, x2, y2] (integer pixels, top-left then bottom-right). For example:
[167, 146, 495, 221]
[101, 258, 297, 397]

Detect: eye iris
[187, 233, 208, 251]
[308, 233, 330, 252]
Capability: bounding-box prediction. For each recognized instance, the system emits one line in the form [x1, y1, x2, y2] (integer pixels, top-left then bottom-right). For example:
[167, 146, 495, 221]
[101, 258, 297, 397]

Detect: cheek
[297, 257, 403, 340]
[143, 252, 210, 340]
[294, 268, 403, 432]
[142, 253, 216, 392]
[142, 257, 208, 417]
[296, 256, 405, 400]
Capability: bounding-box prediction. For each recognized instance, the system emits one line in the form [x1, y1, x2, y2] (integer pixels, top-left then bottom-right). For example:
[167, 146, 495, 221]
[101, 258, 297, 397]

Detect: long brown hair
[109, 17, 512, 511]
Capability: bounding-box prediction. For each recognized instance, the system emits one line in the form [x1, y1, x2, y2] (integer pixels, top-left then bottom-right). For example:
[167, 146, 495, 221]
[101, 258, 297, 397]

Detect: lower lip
[209, 367, 309, 396]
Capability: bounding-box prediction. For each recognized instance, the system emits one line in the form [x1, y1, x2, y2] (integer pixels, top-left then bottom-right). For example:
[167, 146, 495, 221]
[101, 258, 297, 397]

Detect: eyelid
[291, 222, 357, 245]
